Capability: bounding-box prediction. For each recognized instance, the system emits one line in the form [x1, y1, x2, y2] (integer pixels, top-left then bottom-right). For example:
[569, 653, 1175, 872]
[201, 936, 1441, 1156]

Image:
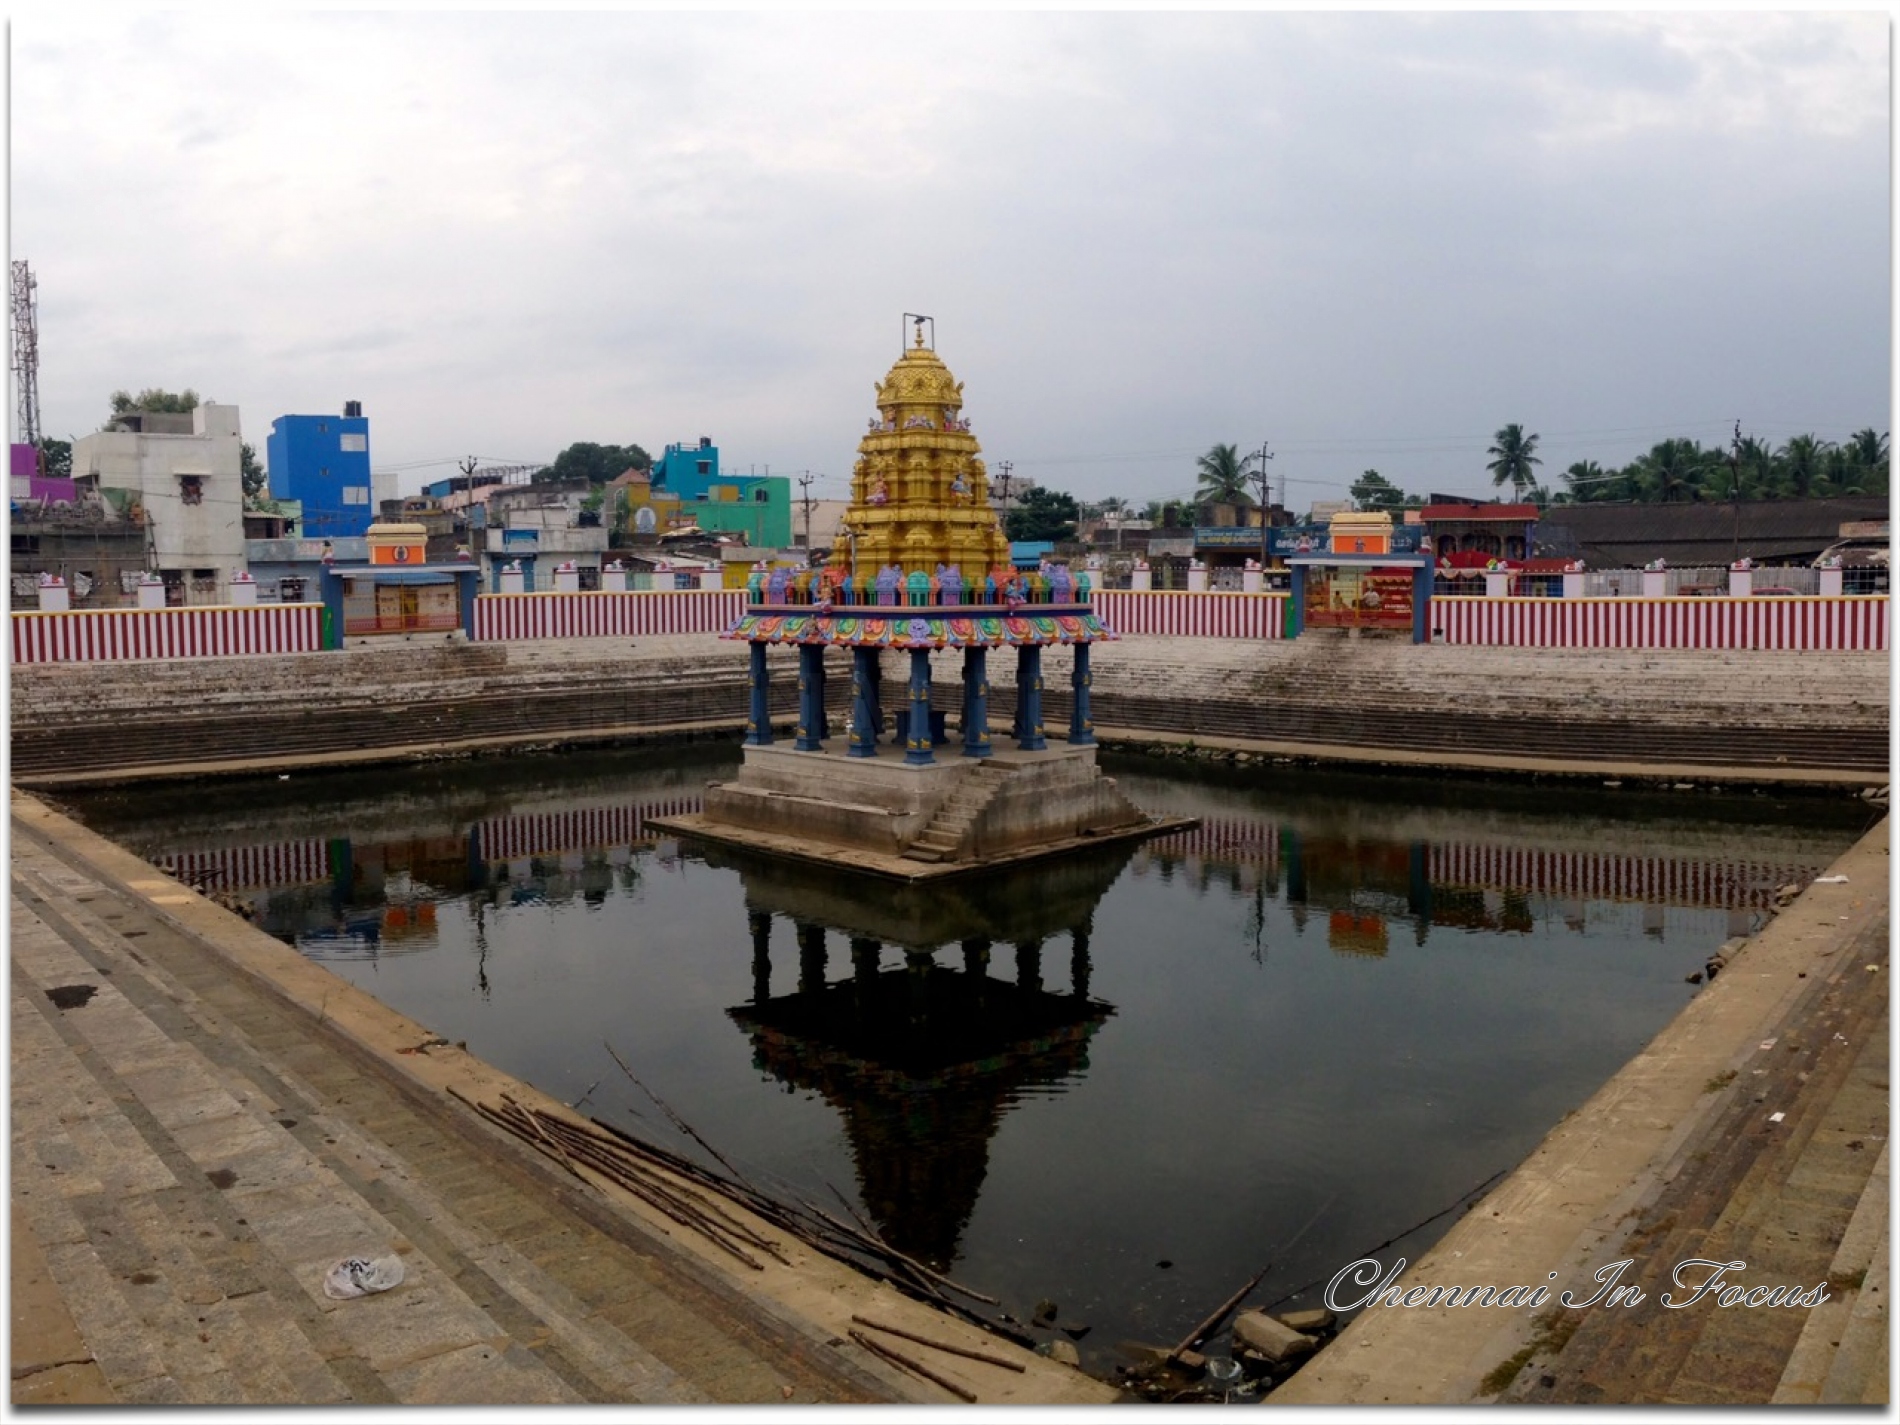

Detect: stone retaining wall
[9, 633, 1889, 784]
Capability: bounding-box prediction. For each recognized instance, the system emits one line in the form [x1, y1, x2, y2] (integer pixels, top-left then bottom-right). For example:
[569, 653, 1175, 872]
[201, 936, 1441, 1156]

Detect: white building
[70, 404, 247, 605]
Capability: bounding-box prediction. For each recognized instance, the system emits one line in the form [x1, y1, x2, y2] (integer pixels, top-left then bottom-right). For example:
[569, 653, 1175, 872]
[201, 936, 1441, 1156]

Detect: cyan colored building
[267, 401, 378, 539]
[649, 437, 791, 547]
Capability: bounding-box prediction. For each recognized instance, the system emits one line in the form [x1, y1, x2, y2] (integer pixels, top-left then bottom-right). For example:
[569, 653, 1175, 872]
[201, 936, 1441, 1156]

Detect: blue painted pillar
[457, 571, 479, 640]
[1016, 645, 1047, 751]
[1289, 565, 1307, 639]
[848, 647, 878, 757]
[961, 646, 992, 758]
[1068, 642, 1095, 745]
[745, 641, 773, 746]
[866, 650, 883, 744]
[905, 648, 936, 765]
[795, 643, 826, 750]
[1413, 564, 1432, 644]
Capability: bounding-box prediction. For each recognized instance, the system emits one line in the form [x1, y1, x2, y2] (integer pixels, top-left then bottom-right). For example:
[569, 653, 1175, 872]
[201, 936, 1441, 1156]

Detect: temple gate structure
[658, 320, 1190, 877]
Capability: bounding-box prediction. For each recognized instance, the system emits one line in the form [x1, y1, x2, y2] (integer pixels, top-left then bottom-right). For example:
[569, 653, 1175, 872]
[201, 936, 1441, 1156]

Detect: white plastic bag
[323, 1254, 405, 1299]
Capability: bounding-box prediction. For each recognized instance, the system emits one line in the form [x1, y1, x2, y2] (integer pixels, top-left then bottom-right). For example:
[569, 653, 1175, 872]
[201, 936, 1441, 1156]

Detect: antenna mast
[12, 260, 42, 454]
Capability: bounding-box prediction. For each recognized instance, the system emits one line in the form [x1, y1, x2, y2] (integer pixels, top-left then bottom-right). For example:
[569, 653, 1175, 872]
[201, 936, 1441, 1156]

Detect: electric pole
[1729, 418, 1743, 562]
[797, 470, 816, 554]
[996, 461, 1014, 540]
[1246, 440, 1275, 569]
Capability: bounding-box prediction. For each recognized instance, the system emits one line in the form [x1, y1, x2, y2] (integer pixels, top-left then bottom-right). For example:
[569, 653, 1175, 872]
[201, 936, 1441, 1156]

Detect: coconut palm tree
[1637, 438, 1712, 503]
[1777, 434, 1832, 499]
[1195, 444, 1253, 505]
[1562, 459, 1605, 502]
[1486, 424, 1542, 500]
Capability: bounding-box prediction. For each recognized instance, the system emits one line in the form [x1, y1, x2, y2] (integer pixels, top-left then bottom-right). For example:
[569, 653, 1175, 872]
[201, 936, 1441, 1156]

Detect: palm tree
[1486, 424, 1542, 500]
[1562, 459, 1604, 502]
[1777, 434, 1832, 499]
[1637, 438, 1711, 503]
[1195, 444, 1253, 505]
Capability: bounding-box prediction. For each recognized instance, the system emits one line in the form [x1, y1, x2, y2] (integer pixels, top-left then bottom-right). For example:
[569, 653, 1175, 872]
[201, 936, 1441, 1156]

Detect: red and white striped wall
[1428, 843, 1824, 910]
[1151, 814, 1284, 870]
[160, 840, 333, 891]
[11, 604, 325, 664]
[1093, 590, 1287, 640]
[1433, 596, 1888, 651]
[475, 795, 704, 861]
[473, 590, 744, 642]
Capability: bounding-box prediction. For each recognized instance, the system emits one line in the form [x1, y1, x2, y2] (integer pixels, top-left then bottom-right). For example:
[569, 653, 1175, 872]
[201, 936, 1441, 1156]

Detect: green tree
[1006, 486, 1079, 543]
[538, 441, 651, 485]
[1349, 469, 1407, 511]
[240, 442, 268, 500]
[1194, 443, 1252, 505]
[1776, 434, 1831, 499]
[1562, 459, 1607, 502]
[108, 387, 201, 424]
[1486, 423, 1542, 500]
[1635, 438, 1712, 503]
[35, 437, 71, 482]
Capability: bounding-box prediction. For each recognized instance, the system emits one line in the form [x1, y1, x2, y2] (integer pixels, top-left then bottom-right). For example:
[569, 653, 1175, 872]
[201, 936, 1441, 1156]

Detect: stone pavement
[9, 793, 1114, 1407]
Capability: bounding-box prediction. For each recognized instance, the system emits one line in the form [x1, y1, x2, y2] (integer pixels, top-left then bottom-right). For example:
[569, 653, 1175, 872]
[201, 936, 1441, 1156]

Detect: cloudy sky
[13, 10, 1890, 508]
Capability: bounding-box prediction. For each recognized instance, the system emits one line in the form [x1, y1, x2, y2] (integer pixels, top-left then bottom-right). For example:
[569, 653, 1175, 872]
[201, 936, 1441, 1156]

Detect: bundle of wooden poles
[448, 1085, 1034, 1351]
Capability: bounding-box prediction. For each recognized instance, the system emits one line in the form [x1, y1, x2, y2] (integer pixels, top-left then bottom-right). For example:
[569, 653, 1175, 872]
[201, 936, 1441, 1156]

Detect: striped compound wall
[11, 589, 1888, 661]
[1094, 589, 1287, 640]
[473, 589, 744, 642]
[1432, 595, 1888, 651]
[11, 604, 326, 664]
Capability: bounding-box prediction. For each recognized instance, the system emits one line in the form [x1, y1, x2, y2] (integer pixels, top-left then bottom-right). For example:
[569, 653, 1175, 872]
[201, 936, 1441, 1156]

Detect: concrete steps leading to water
[11, 634, 1888, 782]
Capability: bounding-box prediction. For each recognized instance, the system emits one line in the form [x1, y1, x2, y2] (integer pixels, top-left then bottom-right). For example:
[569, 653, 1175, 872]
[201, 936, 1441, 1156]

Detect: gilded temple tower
[834, 321, 1011, 586]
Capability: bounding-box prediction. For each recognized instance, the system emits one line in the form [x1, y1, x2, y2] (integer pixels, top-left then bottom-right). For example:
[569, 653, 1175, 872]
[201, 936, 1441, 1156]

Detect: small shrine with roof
[653, 319, 1190, 879]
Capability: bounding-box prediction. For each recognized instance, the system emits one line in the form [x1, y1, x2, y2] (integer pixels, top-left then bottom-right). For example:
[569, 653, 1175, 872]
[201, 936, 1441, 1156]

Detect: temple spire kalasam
[834, 322, 1011, 586]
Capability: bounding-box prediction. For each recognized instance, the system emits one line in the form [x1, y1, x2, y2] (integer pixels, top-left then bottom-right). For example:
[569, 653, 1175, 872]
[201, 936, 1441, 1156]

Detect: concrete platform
[652, 810, 1197, 884]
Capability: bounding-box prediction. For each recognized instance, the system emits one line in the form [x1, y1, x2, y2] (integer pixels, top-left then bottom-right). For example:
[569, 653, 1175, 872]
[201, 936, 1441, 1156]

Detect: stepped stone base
[671, 741, 1186, 881]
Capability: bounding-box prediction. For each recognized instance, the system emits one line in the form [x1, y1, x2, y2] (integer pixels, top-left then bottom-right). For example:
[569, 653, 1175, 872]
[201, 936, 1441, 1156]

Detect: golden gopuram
[658, 319, 1189, 883]
[722, 318, 1120, 768]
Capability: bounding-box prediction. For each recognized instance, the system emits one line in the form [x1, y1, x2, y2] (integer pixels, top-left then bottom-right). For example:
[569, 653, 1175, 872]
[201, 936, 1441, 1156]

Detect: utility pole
[797, 470, 816, 553]
[1729, 418, 1743, 563]
[996, 461, 1015, 541]
[1246, 440, 1275, 570]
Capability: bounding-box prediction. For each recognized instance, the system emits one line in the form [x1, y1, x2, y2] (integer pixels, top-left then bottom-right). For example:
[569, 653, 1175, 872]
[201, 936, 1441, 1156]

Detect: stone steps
[1505, 909, 1890, 1405]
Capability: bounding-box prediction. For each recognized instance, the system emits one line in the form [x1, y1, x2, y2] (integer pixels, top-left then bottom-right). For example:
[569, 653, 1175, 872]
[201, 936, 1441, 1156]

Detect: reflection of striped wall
[1432, 596, 1888, 650]
[12, 605, 325, 664]
[473, 591, 743, 642]
[161, 840, 331, 890]
[1093, 590, 1286, 640]
[1427, 843, 1821, 909]
[1143, 818, 1823, 910]
[474, 796, 704, 861]
[1149, 815, 1283, 871]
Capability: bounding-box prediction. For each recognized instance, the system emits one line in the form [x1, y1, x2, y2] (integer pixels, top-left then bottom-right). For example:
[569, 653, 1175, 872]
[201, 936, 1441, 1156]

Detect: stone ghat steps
[971, 685, 1889, 774]
[9, 680, 853, 780]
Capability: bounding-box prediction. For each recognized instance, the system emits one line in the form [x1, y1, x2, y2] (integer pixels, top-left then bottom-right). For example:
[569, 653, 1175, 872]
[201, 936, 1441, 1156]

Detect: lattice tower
[12, 260, 41, 448]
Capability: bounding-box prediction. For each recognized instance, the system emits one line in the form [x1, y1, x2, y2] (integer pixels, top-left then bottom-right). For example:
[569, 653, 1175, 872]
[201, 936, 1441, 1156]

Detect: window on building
[697, 460, 711, 475]
[11, 534, 39, 555]
[340, 434, 367, 453]
[178, 476, 204, 505]
[753, 488, 769, 502]
[343, 487, 370, 504]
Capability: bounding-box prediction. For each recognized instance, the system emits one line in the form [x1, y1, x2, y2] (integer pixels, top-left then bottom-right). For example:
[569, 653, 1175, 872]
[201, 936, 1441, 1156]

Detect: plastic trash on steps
[323, 1254, 406, 1299]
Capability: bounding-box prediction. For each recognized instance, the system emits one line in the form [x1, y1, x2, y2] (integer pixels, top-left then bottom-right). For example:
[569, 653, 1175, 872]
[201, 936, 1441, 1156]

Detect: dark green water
[63, 749, 1873, 1374]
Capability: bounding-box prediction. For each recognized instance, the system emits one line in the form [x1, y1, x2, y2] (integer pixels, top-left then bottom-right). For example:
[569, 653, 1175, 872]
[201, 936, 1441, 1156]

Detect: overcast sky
[13, 10, 1890, 508]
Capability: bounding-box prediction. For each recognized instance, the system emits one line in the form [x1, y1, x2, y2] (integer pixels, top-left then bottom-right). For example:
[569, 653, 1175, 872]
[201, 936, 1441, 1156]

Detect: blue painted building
[647, 436, 792, 547]
[267, 401, 377, 539]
